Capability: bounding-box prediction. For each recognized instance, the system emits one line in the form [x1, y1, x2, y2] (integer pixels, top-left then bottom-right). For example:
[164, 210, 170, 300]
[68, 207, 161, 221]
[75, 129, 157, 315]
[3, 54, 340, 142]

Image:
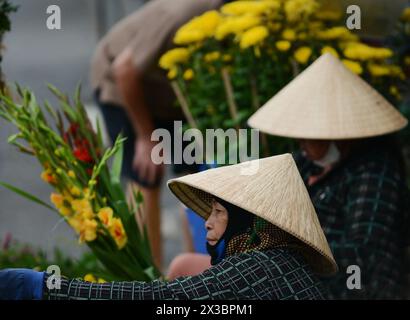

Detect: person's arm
[327, 157, 404, 293]
[43, 253, 272, 300]
[112, 49, 162, 186]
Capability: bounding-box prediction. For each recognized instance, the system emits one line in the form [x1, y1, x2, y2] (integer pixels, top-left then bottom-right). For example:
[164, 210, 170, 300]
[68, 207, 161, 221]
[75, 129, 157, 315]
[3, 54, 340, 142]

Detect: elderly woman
[248, 53, 410, 299]
[0, 154, 336, 300]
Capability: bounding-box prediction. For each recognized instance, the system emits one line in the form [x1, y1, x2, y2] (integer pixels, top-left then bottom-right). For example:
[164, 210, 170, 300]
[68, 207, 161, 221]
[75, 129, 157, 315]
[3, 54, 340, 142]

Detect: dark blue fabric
[0, 269, 45, 300]
[207, 239, 226, 265]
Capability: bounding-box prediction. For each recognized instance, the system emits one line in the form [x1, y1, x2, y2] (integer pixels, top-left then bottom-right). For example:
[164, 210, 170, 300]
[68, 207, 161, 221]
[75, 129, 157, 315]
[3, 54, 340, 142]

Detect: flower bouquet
[0, 85, 160, 281]
[159, 0, 407, 158]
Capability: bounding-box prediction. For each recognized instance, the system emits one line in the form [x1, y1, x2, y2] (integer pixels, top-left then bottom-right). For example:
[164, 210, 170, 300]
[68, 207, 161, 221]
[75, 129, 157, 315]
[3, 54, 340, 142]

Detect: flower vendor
[0, 154, 338, 300]
[90, 0, 225, 268]
[248, 53, 410, 299]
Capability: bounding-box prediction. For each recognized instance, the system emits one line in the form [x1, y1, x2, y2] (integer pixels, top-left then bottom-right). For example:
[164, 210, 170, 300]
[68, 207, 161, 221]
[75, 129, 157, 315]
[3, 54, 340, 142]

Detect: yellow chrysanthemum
[401, 7, 410, 22]
[389, 86, 400, 97]
[368, 63, 391, 77]
[221, 0, 280, 16]
[159, 48, 190, 70]
[98, 207, 113, 227]
[174, 10, 221, 45]
[316, 27, 353, 40]
[294, 47, 312, 64]
[110, 218, 127, 250]
[240, 26, 269, 49]
[215, 15, 260, 40]
[315, 10, 342, 21]
[204, 51, 221, 62]
[183, 69, 195, 81]
[282, 29, 296, 41]
[167, 67, 177, 80]
[276, 40, 291, 52]
[321, 46, 339, 58]
[284, 0, 318, 22]
[342, 59, 363, 75]
[343, 43, 393, 61]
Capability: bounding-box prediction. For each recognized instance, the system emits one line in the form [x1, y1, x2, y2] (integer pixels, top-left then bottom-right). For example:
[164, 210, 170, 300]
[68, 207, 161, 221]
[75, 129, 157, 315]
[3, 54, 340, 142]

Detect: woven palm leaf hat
[167, 154, 338, 275]
[248, 53, 408, 139]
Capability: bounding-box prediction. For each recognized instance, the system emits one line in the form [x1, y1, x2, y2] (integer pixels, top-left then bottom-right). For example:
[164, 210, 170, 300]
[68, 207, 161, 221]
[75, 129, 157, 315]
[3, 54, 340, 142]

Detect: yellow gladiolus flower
[282, 29, 296, 41]
[321, 46, 339, 58]
[294, 47, 312, 64]
[183, 69, 195, 81]
[50, 193, 64, 209]
[240, 26, 269, 49]
[41, 170, 56, 184]
[159, 48, 190, 70]
[84, 274, 97, 283]
[68, 214, 83, 233]
[276, 40, 291, 52]
[342, 59, 363, 75]
[110, 218, 127, 249]
[59, 207, 72, 216]
[98, 207, 113, 227]
[69, 186, 82, 197]
[79, 219, 98, 243]
[71, 198, 92, 214]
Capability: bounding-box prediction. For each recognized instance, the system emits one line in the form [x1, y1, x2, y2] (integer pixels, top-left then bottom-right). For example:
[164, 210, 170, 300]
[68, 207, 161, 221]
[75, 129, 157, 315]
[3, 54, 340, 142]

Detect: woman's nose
[205, 216, 213, 230]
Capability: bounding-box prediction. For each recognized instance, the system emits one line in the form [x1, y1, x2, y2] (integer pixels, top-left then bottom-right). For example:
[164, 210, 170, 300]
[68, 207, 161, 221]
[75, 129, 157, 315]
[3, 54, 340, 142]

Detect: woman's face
[298, 139, 331, 160]
[205, 200, 229, 246]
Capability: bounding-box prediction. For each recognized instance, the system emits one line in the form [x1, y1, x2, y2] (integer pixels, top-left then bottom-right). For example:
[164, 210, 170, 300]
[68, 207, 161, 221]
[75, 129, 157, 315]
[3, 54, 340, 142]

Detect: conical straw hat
[167, 154, 338, 275]
[248, 53, 408, 140]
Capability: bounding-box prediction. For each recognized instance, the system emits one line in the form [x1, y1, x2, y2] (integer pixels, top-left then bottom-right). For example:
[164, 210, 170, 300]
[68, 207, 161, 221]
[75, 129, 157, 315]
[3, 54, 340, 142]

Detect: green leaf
[0, 181, 59, 213]
[110, 134, 124, 185]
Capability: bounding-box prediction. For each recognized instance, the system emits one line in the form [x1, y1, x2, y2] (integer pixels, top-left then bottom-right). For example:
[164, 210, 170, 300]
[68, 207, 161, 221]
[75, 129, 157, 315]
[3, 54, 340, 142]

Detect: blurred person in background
[90, 0, 225, 269]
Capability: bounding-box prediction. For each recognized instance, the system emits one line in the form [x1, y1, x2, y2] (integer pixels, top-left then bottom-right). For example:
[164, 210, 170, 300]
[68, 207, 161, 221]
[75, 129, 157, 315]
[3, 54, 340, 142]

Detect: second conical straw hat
[167, 154, 338, 275]
[248, 53, 408, 140]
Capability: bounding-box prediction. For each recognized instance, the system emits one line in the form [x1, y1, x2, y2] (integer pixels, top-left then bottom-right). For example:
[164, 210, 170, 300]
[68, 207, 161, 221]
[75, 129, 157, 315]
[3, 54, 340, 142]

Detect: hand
[133, 137, 164, 187]
[0, 268, 45, 300]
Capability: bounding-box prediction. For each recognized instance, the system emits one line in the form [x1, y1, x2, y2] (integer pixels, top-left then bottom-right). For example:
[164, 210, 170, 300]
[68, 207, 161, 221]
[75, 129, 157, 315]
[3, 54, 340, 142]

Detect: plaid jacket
[44, 248, 326, 300]
[294, 145, 409, 299]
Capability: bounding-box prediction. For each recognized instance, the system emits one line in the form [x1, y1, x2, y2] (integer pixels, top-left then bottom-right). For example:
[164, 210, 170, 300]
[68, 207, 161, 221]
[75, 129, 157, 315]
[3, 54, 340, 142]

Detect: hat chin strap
[313, 142, 341, 168]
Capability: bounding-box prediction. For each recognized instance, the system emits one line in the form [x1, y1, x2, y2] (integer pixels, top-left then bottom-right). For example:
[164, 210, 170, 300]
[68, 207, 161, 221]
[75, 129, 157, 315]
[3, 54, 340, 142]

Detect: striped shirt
[44, 248, 326, 300]
[294, 143, 409, 299]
